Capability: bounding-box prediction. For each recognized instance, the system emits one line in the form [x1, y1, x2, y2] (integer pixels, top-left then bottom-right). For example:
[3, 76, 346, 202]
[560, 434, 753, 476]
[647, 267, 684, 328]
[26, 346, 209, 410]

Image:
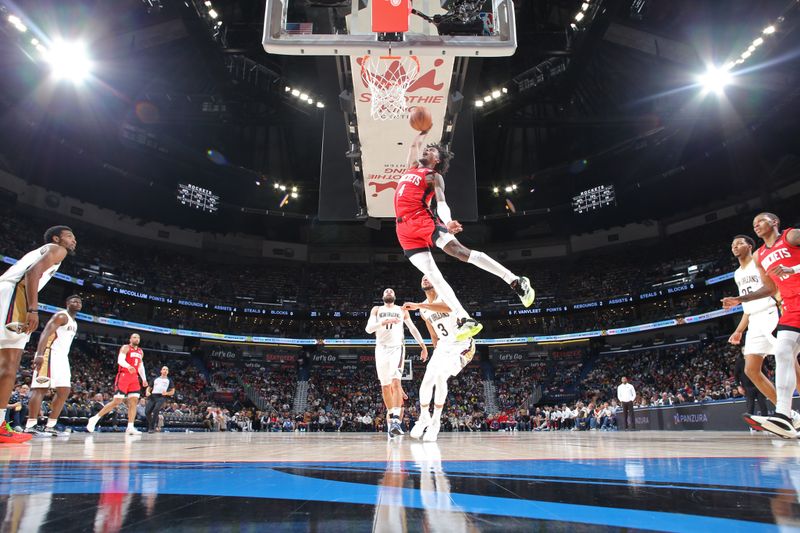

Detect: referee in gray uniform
[145, 365, 175, 433]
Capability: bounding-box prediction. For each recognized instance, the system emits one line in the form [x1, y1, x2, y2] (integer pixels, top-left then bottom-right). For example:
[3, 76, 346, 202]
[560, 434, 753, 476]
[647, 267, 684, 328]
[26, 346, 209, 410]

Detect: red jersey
[118, 345, 143, 374]
[394, 167, 434, 220]
[757, 229, 800, 299]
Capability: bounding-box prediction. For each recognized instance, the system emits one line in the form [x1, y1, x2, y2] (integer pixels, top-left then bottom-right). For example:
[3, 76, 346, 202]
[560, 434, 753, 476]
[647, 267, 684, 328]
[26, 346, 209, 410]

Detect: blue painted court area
[1, 454, 798, 531]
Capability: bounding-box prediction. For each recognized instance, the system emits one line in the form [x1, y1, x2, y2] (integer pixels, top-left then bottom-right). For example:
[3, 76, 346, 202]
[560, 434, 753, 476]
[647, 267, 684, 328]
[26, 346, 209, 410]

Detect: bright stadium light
[47, 41, 92, 83]
[8, 14, 27, 32]
[698, 66, 732, 95]
[491, 89, 501, 99]
[574, 12, 585, 22]
[316, 102, 325, 108]
[474, 100, 484, 107]
[763, 25, 776, 35]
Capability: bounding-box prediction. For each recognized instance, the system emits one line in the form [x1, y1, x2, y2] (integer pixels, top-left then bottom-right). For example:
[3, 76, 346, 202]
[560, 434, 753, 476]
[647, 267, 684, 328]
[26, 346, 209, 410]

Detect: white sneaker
[747, 413, 797, 439]
[86, 416, 99, 433]
[423, 420, 440, 442]
[791, 410, 800, 430]
[410, 416, 431, 439]
[125, 426, 141, 435]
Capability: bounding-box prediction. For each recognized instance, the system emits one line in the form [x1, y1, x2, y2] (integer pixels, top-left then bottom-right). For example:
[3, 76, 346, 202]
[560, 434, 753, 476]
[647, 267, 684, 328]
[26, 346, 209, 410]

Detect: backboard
[265, 1, 505, 219]
[262, 0, 517, 57]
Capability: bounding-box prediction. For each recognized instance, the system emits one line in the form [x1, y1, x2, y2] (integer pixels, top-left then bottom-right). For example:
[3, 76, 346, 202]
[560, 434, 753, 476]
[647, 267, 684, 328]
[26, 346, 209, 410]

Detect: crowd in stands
[1, 203, 745, 341]
[582, 339, 744, 406]
[6, 330, 759, 434]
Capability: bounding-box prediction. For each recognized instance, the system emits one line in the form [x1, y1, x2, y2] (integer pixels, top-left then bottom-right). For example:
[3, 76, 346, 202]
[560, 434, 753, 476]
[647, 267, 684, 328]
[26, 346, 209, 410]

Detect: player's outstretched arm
[403, 301, 451, 313]
[722, 260, 777, 307]
[32, 312, 68, 371]
[406, 131, 429, 169]
[402, 309, 428, 360]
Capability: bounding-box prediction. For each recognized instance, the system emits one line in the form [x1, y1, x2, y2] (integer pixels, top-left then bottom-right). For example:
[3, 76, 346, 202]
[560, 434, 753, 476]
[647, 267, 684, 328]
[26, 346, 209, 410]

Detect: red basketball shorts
[778, 297, 800, 332]
[396, 214, 450, 256]
[114, 371, 141, 397]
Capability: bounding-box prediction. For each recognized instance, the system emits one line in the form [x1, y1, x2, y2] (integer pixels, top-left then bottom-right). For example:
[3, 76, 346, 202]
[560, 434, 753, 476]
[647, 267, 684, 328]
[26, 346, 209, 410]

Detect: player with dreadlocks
[393, 126, 535, 341]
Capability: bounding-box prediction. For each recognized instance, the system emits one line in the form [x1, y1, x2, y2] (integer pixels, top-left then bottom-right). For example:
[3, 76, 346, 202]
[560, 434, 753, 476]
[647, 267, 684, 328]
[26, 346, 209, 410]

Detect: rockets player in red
[394, 130, 535, 341]
[86, 333, 148, 434]
[723, 213, 800, 438]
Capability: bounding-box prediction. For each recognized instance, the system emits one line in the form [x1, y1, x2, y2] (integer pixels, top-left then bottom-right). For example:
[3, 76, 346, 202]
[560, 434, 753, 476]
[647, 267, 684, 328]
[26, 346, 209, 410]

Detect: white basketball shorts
[375, 345, 404, 386]
[0, 281, 31, 350]
[427, 339, 475, 378]
[744, 306, 780, 356]
[31, 348, 71, 389]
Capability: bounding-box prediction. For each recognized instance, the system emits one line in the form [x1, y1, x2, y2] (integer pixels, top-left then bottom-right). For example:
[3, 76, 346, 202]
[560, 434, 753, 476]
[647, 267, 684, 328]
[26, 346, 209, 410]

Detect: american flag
[286, 22, 313, 35]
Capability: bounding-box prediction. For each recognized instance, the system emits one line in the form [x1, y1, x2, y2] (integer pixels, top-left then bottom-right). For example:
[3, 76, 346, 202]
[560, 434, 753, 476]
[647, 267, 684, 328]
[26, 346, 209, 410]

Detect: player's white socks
[775, 333, 800, 416]
[467, 251, 517, 285]
[432, 406, 443, 422]
[0, 409, 6, 424]
[25, 419, 37, 429]
[418, 407, 431, 422]
[408, 252, 469, 319]
[46, 419, 58, 428]
[389, 407, 401, 419]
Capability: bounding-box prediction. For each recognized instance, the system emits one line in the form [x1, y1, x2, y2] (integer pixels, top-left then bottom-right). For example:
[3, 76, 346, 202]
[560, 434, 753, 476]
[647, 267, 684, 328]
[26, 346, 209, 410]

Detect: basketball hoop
[359, 55, 420, 121]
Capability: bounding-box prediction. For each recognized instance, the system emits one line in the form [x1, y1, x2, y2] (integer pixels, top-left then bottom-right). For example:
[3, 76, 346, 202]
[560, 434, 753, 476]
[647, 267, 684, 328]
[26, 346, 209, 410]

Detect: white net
[359, 55, 420, 121]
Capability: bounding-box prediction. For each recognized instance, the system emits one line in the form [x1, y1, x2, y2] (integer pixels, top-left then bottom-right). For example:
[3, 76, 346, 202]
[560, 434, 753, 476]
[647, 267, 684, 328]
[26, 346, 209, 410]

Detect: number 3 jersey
[419, 298, 463, 347]
[735, 258, 778, 315]
[374, 304, 405, 348]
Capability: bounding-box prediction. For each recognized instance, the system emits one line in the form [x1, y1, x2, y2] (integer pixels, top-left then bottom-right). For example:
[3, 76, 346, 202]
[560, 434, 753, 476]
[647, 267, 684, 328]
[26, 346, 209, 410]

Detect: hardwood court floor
[1, 431, 798, 531]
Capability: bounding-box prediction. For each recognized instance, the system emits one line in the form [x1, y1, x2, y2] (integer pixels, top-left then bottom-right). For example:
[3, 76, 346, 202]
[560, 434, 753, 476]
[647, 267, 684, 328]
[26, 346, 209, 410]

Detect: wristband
[791, 265, 800, 274]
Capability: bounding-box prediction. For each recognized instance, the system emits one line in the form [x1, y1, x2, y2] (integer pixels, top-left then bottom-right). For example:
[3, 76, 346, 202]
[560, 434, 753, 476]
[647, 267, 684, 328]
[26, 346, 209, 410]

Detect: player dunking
[86, 333, 148, 434]
[0, 225, 76, 444]
[366, 288, 427, 437]
[727, 235, 800, 429]
[24, 295, 82, 437]
[403, 276, 476, 442]
[723, 213, 800, 438]
[393, 131, 535, 341]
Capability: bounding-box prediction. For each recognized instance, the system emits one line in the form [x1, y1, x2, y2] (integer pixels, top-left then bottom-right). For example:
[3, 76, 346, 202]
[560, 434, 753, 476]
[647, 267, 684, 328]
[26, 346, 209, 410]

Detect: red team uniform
[394, 167, 447, 254]
[757, 228, 800, 332]
[114, 345, 144, 395]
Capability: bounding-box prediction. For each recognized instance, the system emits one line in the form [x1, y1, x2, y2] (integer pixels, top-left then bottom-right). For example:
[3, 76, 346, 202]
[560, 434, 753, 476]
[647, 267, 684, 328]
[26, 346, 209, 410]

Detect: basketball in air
[409, 106, 433, 132]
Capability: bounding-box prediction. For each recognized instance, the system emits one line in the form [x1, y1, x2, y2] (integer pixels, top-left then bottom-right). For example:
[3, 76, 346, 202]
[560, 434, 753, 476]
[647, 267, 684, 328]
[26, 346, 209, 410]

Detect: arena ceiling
[0, 0, 798, 245]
